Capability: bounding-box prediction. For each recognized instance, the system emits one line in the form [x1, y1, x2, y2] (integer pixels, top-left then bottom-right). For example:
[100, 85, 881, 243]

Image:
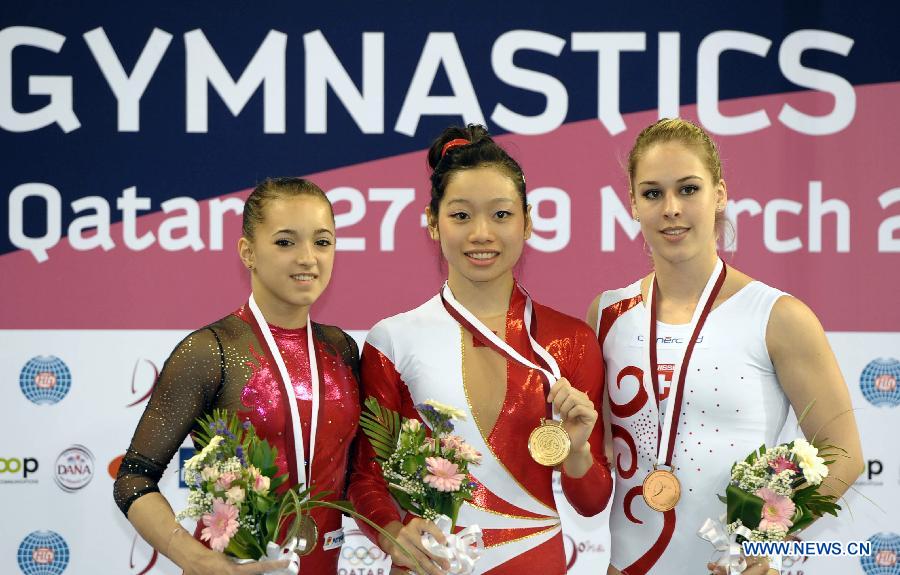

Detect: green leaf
[359, 419, 396, 443]
[726, 484, 763, 530]
[388, 487, 415, 511]
[360, 396, 402, 463]
[789, 504, 815, 533]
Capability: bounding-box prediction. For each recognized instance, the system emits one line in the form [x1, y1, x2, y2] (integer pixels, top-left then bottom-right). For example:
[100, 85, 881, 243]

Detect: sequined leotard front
[348, 286, 613, 575]
[114, 304, 360, 574]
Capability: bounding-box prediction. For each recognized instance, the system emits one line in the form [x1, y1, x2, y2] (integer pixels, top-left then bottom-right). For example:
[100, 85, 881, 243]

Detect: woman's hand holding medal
[547, 377, 597, 475]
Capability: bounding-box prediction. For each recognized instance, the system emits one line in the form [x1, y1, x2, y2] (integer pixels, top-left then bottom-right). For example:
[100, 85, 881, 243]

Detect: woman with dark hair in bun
[348, 125, 613, 575]
[114, 178, 361, 575]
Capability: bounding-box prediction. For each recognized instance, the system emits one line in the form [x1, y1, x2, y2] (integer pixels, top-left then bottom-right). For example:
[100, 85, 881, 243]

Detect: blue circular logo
[19, 356, 71, 406]
[861, 532, 900, 574]
[860, 358, 900, 408]
[17, 530, 69, 575]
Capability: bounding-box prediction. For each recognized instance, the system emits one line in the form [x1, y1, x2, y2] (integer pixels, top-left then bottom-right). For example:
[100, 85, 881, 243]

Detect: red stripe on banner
[3, 83, 900, 330]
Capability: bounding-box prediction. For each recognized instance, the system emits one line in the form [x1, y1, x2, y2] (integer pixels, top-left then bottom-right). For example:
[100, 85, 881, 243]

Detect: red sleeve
[559, 323, 613, 517]
[347, 340, 420, 544]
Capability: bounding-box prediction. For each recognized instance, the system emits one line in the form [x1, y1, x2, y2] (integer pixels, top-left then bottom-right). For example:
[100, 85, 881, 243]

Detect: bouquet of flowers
[178, 409, 407, 574]
[360, 397, 484, 574]
[699, 437, 844, 573]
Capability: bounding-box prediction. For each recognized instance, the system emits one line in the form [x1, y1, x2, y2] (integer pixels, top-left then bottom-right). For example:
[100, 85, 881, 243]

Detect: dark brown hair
[242, 177, 333, 239]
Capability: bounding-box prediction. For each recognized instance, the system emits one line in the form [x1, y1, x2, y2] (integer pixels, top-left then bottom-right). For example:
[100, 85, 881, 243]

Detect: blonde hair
[627, 118, 723, 188]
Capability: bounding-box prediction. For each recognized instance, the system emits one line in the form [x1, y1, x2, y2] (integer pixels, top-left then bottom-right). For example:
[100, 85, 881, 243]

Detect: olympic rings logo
[340, 545, 387, 566]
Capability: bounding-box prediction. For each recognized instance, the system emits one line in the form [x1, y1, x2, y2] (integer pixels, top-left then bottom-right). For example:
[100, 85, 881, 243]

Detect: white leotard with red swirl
[597, 279, 790, 575]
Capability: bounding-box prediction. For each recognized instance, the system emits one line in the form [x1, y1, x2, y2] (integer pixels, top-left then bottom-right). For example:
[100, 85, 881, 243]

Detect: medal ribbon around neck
[645, 257, 726, 468]
[248, 294, 320, 493]
[439, 282, 561, 421]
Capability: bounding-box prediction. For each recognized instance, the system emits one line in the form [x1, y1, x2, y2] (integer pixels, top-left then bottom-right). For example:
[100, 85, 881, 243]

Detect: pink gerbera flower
[756, 487, 795, 531]
[200, 498, 239, 551]
[423, 457, 465, 492]
[770, 455, 799, 474]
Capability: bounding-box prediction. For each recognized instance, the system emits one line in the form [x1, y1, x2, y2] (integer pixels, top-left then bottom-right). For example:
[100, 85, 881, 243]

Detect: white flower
[423, 399, 467, 421]
[791, 438, 828, 485]
[185, 435, 224, 469]
[225, 485, 246, 505]
[200, 466, 220, 482]
[401, 419, 421, 433]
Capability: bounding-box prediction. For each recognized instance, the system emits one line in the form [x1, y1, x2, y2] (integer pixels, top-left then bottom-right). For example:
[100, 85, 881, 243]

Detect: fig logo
[20, 356, 71, 405]
[861, 532, 900, 573]
[860, 358, 900, 408]
[54, 445, 94, 493]
[17, 530, 69, 575]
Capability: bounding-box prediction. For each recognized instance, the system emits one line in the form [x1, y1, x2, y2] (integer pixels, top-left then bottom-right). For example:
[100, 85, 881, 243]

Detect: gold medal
[642, 467, 681, 512]
[527, 418, 571, 466]
[294, 514, 319, 556]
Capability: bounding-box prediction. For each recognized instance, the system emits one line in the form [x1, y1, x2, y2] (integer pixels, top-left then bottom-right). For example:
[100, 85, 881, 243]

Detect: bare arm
[766, 296, 864, 501]
[712, 298, 863, 574]
[128, 491, 288, 575]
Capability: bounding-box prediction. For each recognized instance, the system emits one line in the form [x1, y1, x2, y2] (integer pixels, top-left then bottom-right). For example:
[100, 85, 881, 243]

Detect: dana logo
[20, 356, 72, 405]
[0, 456, 39, 484]
[17, 530, 70, 575]
[54, 445, 94, 493]
[861, 532, 900, 573]
[860, 358, 900, 408]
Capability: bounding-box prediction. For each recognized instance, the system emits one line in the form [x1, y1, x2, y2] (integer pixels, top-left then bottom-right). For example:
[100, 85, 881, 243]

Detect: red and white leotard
[597, 279, 790, 575]
[349, 285, 613, 575]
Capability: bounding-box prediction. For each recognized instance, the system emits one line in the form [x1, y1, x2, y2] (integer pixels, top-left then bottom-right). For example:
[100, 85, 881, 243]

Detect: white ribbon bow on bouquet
[233, 536, 305, 575]
[698, 515, 752, 575]
[420, 515, 484, 575]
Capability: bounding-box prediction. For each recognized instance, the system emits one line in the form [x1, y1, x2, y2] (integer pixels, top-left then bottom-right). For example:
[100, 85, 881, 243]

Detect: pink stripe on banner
[2, 83, 899, 330]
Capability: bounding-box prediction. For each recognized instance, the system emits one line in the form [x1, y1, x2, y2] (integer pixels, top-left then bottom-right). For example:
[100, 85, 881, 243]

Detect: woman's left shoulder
[313, 322, 360, 359]
[768, 294, 822, 333]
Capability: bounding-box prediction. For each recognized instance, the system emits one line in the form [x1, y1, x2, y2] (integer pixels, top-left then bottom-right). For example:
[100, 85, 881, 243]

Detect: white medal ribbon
[248, 294, 319, 492]
[644, 258, 723, 466]
[440, 282, 562, 415]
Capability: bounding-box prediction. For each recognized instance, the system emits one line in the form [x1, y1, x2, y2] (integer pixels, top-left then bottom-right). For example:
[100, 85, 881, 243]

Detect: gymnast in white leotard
[585, 119, 863, 575]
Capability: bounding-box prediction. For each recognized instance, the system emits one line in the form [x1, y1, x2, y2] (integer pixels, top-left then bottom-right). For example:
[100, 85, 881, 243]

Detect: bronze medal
[641, 468, 681, 512]
[294, 514, 319, 556]
[528, 418, 571, 466]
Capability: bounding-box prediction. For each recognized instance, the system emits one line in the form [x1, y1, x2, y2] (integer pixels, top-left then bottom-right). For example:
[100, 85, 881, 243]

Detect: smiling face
[238, 195, 335, 318]
[630, 141, 726, 266]
[427, 166, 532, 290]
